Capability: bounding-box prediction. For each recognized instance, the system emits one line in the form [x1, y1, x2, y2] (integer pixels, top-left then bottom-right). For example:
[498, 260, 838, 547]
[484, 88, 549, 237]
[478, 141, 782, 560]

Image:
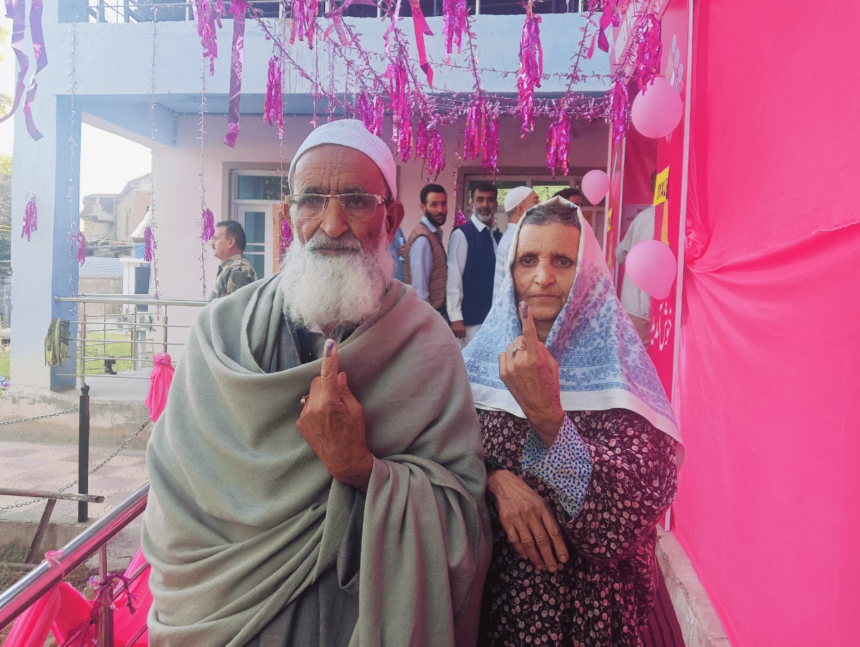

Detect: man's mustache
[305, 232, 363, 252]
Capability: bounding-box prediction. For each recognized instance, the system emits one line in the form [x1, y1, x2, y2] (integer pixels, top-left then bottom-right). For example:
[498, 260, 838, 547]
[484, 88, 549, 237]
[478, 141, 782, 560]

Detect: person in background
[493, 185, 539, 301]
[463, 197, 681, 646]
[209, 220, 258, 301]
[447, 182, 501, 346]
[553, 187, 587, 227]
[402, 183, 449, 319]
[616, 205, 656, 347]
[388, 226, 407, 282]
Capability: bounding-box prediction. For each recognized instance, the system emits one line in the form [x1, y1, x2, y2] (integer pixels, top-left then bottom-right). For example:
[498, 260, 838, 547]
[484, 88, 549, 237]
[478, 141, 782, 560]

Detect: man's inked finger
[519, 301, 539, 350]
[320, 339, 339, 394]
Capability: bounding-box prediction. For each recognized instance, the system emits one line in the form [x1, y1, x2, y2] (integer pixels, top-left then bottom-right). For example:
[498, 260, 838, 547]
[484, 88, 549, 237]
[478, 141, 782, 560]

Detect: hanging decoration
[609, 78, 628, 142]
[635, 12, 662, 91]
[443, 0, 468, 57]
[625, 239, 677, 300]
[1, 0, 48, 140]
[290, 0, 319, 47]
[201, 208, 215, 242]
[72, 232, 86, 266]
[357, 92, 384, 136]
[581, 169, 610, 204]
[453, 209, 467, 228]
[191, 0, 223, 74]
[21, 194, 37, 241]
[144, 225, 157, 262]
[263, 53, 284, 136]
[223, 0, 247, 147]
[546, 99, 571, 178]
[410, 0, 434, 87]
[387, 62, 412, 161]
[516, 4, 543, 137]
[631, 75, 683, 139]
[415, 119, 445, 180]
[463, 97, 499, 174]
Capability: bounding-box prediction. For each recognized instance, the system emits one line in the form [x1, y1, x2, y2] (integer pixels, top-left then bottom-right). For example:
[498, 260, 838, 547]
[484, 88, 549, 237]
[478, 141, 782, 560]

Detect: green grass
[82, 332, 134, 375]
[0, 355, 8, 379]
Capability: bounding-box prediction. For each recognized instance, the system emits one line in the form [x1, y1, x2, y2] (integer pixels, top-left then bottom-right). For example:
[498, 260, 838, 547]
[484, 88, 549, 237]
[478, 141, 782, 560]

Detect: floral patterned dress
[478, 408, 678, 647]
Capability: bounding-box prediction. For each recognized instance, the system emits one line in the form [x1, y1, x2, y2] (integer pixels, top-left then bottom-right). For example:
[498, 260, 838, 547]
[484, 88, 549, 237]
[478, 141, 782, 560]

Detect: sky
[0, 15, 152, 200]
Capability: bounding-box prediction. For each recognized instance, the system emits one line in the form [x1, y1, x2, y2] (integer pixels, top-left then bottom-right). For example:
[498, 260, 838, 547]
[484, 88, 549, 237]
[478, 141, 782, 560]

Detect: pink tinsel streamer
[72, 232, 86, 266]
[416, 121, 445, 180]
[191, 0, 222, 75]
[290, 0, 317, 48]
[443, 0, 468, 56]
[609, 78, 628, 143]
[516, 10, 543, 137]
[546, 101, 571, 178]
[635, 13, 662, 90]
[144, 225, 156, 262]
[410, 0, 434, 86]
[263, 54, 283, 137]
[387, 63, 412, 161]
[223, 0, 247, 148]
[356, 92, 384, 136]
[453, 209, 467, 228]
[201, 208, 214, 242]
[21, 195, 36, 241]
[463, 98, 498, 174]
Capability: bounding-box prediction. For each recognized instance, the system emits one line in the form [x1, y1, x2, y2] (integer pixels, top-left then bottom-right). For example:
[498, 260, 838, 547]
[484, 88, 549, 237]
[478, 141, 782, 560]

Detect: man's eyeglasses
[285, 193, 389, 220]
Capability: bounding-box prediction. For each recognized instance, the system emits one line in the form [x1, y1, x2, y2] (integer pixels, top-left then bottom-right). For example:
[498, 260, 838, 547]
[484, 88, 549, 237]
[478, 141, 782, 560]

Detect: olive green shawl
[142, 275, 491, 646]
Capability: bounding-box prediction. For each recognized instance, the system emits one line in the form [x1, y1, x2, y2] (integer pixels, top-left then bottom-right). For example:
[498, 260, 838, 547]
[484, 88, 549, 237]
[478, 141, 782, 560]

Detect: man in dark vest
[446, 182, 501, 346]
[402, 183, 449, 319]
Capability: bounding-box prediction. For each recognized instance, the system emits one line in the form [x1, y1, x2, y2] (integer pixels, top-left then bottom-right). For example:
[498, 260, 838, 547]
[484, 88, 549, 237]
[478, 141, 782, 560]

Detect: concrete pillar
[11, 94, 81, 392]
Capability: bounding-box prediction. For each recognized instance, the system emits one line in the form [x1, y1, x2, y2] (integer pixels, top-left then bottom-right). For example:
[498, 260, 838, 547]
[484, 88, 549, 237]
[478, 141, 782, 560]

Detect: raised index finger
[319, 339, 339, 395]
[519, 301, 539, 350]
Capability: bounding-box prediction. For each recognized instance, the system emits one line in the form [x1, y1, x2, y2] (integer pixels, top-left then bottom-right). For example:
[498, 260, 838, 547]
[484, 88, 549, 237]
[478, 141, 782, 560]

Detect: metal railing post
[98, 544, 115, 645]
[78, 383, 90, 523]
[162, 308, 169, 353]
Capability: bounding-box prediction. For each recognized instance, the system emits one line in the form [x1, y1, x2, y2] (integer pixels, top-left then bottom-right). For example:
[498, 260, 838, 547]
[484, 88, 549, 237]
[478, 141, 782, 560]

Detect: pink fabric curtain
[674, 2, 860, 645]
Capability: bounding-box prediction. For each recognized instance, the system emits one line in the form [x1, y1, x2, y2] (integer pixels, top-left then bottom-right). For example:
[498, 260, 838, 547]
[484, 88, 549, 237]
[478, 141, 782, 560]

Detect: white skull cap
[289, 119, 398, 200]
[504, 186, 536, 212]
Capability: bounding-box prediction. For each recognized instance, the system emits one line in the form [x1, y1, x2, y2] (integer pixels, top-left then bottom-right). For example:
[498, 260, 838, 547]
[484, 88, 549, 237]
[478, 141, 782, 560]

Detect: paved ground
[0, 439, 148, 525]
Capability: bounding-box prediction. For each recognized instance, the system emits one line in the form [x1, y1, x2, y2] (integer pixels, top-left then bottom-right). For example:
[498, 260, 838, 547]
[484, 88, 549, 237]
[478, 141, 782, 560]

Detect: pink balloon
[625, 239, 677, 301]
[631, 76, 683, 139]
[581, 169, 610, 205]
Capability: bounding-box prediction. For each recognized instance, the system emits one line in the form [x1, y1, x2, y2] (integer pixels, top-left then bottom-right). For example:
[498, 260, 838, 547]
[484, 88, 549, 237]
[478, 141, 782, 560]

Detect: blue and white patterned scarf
[463, 198, 681, 445]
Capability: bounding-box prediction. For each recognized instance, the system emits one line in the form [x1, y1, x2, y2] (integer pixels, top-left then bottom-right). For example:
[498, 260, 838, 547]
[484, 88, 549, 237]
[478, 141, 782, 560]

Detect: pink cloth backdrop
[675, 2, 860, 645]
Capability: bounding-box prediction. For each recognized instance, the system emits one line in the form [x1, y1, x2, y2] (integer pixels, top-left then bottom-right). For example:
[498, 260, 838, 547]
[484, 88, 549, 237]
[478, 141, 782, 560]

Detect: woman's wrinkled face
[512, 223, 581, 327]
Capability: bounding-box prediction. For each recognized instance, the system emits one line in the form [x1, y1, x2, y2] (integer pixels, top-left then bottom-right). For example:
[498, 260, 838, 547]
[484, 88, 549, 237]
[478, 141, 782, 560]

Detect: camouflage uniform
[209, 253, 258, 301]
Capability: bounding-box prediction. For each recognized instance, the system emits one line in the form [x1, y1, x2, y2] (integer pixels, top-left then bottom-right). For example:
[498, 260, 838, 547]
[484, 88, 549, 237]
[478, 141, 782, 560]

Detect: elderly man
[493, 186, 539, 300]
[142, 120, 491, 647]
[446, 182, 501, 346]
[209, 220, 258, 301]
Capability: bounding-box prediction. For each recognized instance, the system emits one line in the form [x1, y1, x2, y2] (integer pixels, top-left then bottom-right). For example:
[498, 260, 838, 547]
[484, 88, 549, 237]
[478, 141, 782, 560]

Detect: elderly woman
[463, 198, 682, 646]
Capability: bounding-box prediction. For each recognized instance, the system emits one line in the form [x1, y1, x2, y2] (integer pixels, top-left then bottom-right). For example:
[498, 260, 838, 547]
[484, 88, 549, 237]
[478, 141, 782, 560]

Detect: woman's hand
[487, 469, 569, 572]
[499, 302, 565, 447]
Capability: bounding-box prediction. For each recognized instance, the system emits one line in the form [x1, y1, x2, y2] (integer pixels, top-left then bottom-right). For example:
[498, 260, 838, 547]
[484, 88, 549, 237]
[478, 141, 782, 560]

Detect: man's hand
[487, 469, 568, 572]
[499, 302, 564, 446]
[451, 319, 466, 339]
[296, 339, 373, 491]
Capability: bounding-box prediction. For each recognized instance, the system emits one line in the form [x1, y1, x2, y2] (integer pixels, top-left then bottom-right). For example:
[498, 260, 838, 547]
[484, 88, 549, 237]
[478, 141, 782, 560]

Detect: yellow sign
[660, 201, 670, 245]
[654, 166, 669, 206]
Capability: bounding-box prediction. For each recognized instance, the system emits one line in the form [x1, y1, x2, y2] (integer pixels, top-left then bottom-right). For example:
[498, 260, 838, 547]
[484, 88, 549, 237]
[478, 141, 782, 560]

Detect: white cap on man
[289, 120, 398, 199]
[504, 186, 536, 213]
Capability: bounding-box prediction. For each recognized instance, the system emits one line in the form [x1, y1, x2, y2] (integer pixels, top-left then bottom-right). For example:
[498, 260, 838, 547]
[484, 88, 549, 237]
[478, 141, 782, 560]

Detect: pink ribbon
[72, 232, 87, 266]
[223, 0, 247, 148]
[192, 0, 221, 75]
[546, 100, 571, 178]
[145, 353, 174, 423]
[443, 0, 467, 56]
[290, 0, 317, 48]
[410, 0, 434, 87]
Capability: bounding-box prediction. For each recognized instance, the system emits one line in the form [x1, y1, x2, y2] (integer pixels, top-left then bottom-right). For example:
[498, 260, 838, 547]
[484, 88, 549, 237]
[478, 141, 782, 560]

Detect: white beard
[277, 226, 395, 333]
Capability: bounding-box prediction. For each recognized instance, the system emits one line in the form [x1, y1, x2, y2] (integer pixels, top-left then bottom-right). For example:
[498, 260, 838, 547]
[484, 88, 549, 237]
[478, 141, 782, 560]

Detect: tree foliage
[0, 172, 10, 280]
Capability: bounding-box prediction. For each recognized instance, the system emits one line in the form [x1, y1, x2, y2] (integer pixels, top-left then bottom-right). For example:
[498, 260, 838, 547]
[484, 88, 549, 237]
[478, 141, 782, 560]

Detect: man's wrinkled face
[291, 145, 404, 253]
[422, 191, 448, 228]
[211, 226, 234, 262]
[471, 189, 498, 225]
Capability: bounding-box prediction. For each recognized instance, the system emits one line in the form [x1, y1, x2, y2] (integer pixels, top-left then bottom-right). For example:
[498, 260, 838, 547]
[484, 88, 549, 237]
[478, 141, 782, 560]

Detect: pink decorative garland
[21, 194, 37, 241]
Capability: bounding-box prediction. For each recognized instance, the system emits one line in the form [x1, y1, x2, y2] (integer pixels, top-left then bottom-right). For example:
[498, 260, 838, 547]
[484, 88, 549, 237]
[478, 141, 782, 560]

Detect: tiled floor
[0, 440, 148, 524]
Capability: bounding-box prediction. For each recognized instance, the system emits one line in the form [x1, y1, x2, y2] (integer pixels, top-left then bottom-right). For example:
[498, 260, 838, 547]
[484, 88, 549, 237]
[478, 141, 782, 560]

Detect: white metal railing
[0, 484, 150, 644]
[54, 294, 207, 382]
